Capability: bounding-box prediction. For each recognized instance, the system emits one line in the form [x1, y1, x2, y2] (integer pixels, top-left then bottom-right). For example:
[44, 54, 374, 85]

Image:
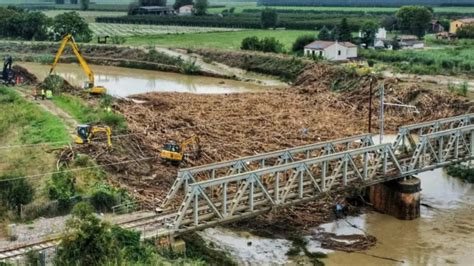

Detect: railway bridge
[1, 113, 474, 261]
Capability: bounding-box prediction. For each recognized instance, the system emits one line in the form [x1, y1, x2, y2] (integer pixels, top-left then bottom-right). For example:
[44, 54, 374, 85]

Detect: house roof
[398, 35, 418, 40]
[139, 6, 174, 11]
[304, 40, 356, 50]
[455, 18, 474, 24]
[180, 5, 194, 9]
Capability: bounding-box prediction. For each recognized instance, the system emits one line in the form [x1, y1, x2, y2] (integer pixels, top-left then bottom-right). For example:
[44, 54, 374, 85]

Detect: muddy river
[19, 62, 276, 97]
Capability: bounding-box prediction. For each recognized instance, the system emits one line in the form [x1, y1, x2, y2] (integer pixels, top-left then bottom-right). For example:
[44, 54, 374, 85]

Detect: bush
[447, 164, 474, 183]
[457, 25, 474, 39]
[90, 190, 117, 212]
[110, 35, 126, 45]
[292, 35, 315, 54]
[179, 59, 201, 74]
[240, 36, 284, 53]
[0, 177, 34, 216]
[241, 36, 261, 51]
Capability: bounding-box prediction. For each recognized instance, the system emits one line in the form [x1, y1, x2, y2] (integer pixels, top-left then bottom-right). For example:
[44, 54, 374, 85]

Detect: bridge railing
[169, 124, 474, 234]
[161, 134, 374, 208]
[163, 114, 474, 209]
[393, 113, 474, 151]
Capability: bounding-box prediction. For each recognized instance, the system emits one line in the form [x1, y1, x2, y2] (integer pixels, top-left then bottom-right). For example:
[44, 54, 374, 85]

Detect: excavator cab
[160, 135, 201, 165]
[75, 124, 112, 147]
[1, 55, 15, 85]
[84, 81, 106, 95]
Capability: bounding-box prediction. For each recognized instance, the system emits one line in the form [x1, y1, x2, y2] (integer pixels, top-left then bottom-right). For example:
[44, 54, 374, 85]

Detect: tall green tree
[330, 26, 340, 41]
[55, 203, 159, 265]
[173, 0, 193, 9]
[21, 12, 51, 40]
[194, 0, 208, 16]
[261, 8, 278, 29]
[55, 203, 116, 266]
[0, 178, 34, 216]
[317, 26, 331, 40]
[139, 0, 167, 6]
[52, 11, 93, 42]
[360, 21, 379, 48]
[80, 0, 89, 11]
[292, 35, 315, 53]
[338, 18, 352, 42]
[396, 6, 433, 38]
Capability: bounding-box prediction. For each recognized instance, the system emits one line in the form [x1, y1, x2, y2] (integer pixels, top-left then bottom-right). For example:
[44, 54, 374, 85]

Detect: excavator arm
[49, 34, 95, 89]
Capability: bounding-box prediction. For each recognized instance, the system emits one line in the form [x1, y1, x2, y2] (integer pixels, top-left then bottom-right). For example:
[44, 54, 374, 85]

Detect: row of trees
[129, 0, 209, 16]
[0, 7, 93, 42]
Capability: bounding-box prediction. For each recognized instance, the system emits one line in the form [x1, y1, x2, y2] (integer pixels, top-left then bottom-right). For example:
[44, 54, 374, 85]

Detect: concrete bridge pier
[368, 177, 421, 220]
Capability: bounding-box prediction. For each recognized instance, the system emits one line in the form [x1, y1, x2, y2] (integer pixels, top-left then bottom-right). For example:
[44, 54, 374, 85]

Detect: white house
[304, 41, 357, 61]
[398, 35, 424, 49]
[179, 5, 193, 16]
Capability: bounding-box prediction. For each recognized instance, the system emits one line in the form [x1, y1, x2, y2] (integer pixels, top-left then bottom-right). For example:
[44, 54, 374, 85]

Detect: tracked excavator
[1, 55, 15, 85]
[160, 135, 201, 166]
[50, 34, 107, 95]
[75, 124, 112, 147]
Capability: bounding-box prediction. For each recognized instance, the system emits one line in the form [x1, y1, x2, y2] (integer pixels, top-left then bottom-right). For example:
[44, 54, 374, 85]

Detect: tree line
[0, 6, 93, 42]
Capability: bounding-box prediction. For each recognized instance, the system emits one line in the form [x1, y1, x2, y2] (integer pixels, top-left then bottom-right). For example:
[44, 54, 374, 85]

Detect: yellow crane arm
[49, 34, 95, 87]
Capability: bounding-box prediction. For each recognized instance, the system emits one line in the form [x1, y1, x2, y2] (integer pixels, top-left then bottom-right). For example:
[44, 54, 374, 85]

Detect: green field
[125, 29, 315, 50]
[361, 38, 474, 76]
[42, 10, 126, 23]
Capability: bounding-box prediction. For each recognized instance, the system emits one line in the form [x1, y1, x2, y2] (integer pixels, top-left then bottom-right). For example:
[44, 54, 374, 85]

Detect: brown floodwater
[19, 62, 278, 97]
[323, 168, 474, 266]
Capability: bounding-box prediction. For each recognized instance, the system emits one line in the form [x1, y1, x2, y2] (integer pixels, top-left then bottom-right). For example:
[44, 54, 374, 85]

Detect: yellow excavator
[160, 135, 201, 165]
[50, 33, 107, 95]
[75, 124, 112, 147]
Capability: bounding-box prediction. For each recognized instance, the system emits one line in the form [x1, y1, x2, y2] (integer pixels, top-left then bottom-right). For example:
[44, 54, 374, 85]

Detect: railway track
[0, 211, 176, 261]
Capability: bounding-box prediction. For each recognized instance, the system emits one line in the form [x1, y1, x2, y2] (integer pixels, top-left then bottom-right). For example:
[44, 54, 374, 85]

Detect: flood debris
[16, 61, 473, 238]
[311, 231, 376, 252]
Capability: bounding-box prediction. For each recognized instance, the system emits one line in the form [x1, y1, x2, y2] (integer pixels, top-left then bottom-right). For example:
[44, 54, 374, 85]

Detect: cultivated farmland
[89, 23, 242, 37]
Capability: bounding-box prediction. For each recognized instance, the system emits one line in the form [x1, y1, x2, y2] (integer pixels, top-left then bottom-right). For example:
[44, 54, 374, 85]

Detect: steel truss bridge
[1, 114, 474, 260]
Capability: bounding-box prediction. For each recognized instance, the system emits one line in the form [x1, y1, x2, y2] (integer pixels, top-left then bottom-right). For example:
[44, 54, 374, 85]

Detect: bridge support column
[368, 177, 421, 220]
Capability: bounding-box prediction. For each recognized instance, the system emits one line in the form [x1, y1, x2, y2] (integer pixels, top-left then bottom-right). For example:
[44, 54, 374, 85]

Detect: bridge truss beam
[169, 125, 474, 235]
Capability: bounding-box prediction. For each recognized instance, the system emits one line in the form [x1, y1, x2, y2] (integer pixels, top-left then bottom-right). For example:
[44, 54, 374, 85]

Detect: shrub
[241, 36, 261, 51]
[441, 59, 455, 69]
[110, 35, 126, 45]
[179, 59, 201, 74]
[240, 36, 284, 53]
[90, 190, 117, 212]
[292, 35, 315, 54]
[0, 177, 34, 216]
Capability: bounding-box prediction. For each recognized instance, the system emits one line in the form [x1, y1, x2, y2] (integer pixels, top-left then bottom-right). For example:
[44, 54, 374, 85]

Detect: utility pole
[379, 84, 384, 144]
[378, 83, 419, 144]
[368, 77, 374, 133]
